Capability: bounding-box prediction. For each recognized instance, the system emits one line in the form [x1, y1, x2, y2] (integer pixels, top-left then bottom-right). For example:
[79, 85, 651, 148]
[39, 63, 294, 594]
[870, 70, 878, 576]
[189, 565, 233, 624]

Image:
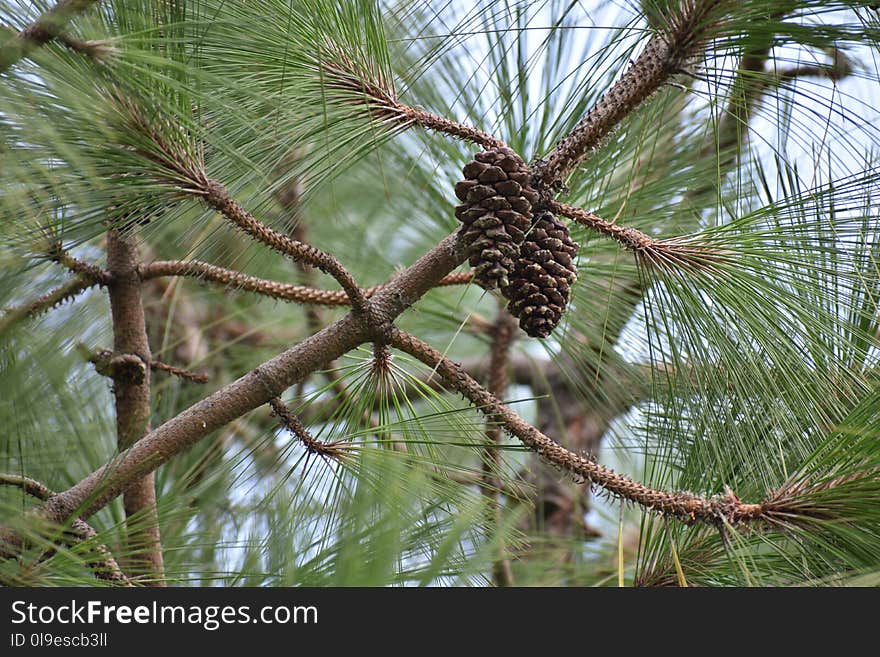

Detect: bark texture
[106, 229, 165, 585]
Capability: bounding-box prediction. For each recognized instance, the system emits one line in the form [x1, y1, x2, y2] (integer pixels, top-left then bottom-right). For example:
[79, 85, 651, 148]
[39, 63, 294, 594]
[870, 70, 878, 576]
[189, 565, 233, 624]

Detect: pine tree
[1, 0, 880, 587]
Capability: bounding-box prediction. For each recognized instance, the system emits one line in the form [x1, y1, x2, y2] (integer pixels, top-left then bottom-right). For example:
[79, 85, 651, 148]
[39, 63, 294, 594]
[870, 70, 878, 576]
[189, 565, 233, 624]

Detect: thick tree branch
[0, 231, 464, 536]
[0, 0, 101, 72]
[105, 230, 165, 586]
[388, 327, 771, 527]
[535, 0, 727, 188]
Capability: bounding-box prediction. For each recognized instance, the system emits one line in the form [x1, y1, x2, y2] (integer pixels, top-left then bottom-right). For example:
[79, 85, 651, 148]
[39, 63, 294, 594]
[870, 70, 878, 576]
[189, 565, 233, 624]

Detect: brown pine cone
[505, 210, 579, 338]
[454, 147, 539, 290]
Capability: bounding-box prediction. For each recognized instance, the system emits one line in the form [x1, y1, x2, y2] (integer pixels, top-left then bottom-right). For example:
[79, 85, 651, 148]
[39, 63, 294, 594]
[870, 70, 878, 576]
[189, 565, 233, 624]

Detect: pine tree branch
[269, 397, 350, 460]
[1, 230, 464, 534]
[0, 277, 95, 332]
[105, 230, 165, 586]
[534, 0, 728, 188]
[388, 327, 772, 527]
[319, 51, 506, 150]
[0, 473, 54, 501]
[0, 474, 132, 586]
[201, 180, 369, 314]
[0, 0, 102, 72]
[394, 105, 507, 150]
[150, 359, 209, 384]
[138, 259, 476, 305]
[47, 245, 113, 285]
[483, 306, 516, 587]
[549, 199, 731, 274]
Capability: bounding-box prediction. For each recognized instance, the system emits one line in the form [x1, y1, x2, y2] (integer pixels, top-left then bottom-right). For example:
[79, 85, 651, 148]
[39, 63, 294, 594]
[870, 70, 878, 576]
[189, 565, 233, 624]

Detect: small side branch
[0, 474, 131, 586]
[48, 245, 113, 286]
[0, 0, 102, 72]
[0, 277, 95, 332]
[394, 105, 507, 150]
[0, 474, 54, 501]
[88, 349, 208, 385]
[549, 200, 657, 252]
[269, 397, 350, 460]
[319, 52, 506, 150]
[150, 360, 209, 384]
[388, 328, 768, 528]
[201, 181, 368, 313]
[139, 260, 476, 306]
[549, 200, 731, 274]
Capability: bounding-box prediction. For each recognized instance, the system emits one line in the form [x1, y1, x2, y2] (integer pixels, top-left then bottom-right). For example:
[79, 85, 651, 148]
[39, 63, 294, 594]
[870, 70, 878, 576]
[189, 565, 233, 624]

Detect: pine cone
[505, 211, 579, 338]
[454, 147, 539, 290]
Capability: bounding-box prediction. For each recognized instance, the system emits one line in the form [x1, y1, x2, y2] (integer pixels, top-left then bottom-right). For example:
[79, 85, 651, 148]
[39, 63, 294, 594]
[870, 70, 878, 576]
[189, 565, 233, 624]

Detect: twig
[534, 0, 727, 188]
[269, 397, 350, 460]
[394, 105, 507, 150]
[0, 277, 95, 332]
[0, 474, 54, 501]
[549, 200, 658, 252]
[0, 474, 132, 585]
[150, 360, 209, 384]
[201, 180, 369, 314]
[388, 327, 771, 527]
[549, 199, 732, 274]
[90, 349, 213, 388]
[46, 243, 113, 285]
[138, 259, 476, 305]
[0, 0, 102, 72]
[320, 50, 505, 150]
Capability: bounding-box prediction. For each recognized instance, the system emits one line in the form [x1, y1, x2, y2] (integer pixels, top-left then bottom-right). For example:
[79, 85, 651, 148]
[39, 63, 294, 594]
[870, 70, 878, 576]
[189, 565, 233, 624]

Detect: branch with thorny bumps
[1, 0, 855, 572]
